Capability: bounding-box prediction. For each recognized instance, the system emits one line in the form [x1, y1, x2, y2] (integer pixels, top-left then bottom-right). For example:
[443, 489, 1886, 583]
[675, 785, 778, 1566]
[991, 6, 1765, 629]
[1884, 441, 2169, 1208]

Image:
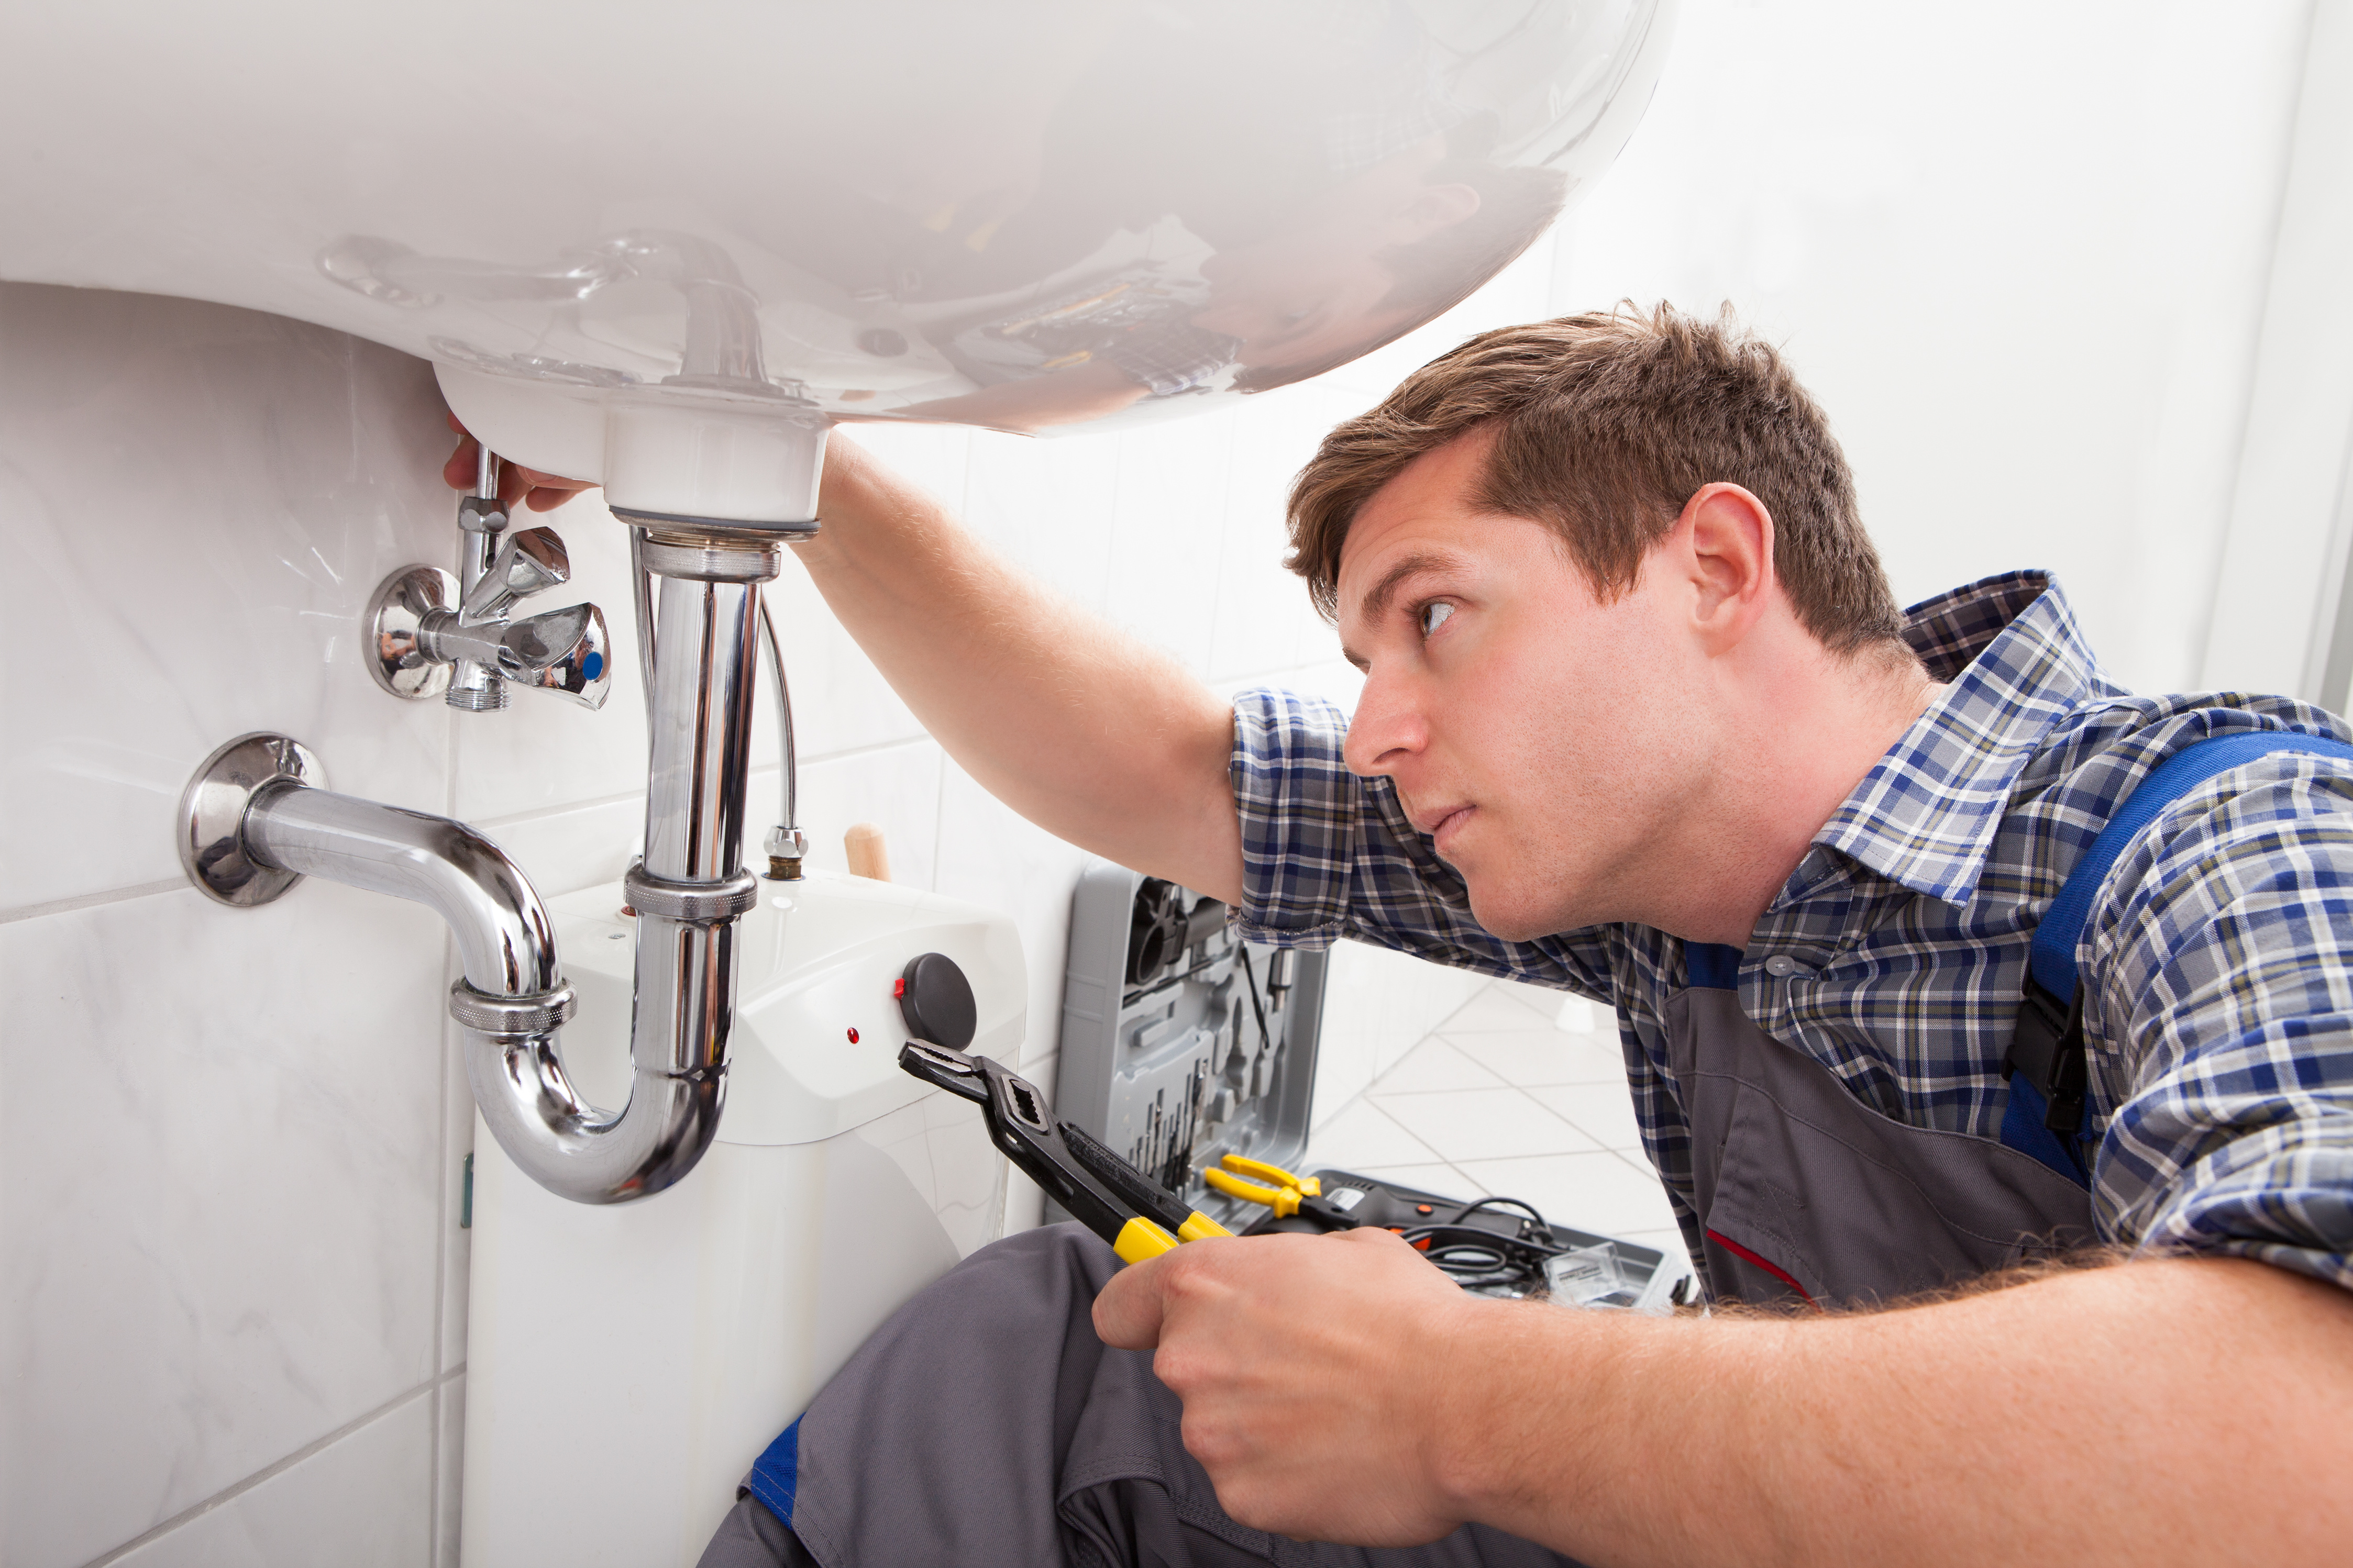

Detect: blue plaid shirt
[1231, 571, 2353, 1291]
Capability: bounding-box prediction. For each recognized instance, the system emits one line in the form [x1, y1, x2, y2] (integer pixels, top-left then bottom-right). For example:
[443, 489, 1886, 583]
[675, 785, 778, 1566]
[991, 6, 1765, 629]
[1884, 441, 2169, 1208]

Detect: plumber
[457, 304, 2353, 1567]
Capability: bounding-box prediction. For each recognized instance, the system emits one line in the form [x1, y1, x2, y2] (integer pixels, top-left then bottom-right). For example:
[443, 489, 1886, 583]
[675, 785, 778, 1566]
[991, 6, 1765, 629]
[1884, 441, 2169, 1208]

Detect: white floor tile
[1302, 1099, 1441, 1171]
[1366, 1037, 1504, 1095]
[1442, 1027, 1626, 1087]
[1370, 1087, 1595, 1162]
[1617, 1230, 1695, 1266]
[1495, 977, 1579, 1017]
[1451, 1151, 1683, 1240]
[1523, 1082, 1646, 1151]
[1431, 987, 1558, 1034]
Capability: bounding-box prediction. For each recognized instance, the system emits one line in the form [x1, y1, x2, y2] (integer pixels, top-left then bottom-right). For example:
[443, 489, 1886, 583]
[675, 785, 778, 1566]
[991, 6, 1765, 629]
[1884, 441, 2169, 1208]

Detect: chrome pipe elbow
[245, 783, 559, 996]
[236, 776, 724, 1204]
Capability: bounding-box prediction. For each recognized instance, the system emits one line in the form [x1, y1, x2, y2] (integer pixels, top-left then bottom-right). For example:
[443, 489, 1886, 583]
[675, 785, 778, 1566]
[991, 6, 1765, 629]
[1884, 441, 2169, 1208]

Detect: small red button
[893, 977, 907, 998]
[1415, 1203, 1433, 1215]
[846, 1027, 860, 1044]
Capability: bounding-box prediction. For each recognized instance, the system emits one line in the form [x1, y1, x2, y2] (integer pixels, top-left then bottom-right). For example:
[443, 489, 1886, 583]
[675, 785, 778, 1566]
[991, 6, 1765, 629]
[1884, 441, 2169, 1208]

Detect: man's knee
[696, 1495, 819, 1568]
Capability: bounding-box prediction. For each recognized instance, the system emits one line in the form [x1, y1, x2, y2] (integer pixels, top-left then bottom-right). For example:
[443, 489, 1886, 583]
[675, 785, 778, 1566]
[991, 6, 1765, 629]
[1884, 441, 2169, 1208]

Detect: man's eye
[1418, 602, 1455, 638]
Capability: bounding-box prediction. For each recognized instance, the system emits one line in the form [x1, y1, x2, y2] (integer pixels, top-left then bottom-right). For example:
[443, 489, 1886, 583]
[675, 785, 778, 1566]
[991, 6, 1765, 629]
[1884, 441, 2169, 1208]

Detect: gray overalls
[1670, 948, 2091, 1308]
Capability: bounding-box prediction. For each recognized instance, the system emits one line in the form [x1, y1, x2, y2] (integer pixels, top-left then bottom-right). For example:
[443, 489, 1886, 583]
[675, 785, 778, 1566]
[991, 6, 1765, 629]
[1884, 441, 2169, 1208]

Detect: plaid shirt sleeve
[2089, 757, 2353, 1288]
[1226, 687, 1623, 999]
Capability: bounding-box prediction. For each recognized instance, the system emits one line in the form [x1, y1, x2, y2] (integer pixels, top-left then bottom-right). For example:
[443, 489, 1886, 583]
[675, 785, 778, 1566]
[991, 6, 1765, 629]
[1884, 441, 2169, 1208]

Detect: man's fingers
[443, 430, 480, 492]
[442, 413, 596, 510]
[1090, 1249, 1175, 1350]
[523, 474, 596, 511]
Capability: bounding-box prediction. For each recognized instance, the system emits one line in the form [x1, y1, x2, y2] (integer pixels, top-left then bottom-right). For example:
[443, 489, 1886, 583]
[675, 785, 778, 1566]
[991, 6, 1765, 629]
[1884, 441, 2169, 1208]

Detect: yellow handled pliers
[900, 1040, 1232, 1263]
[1203, 1153, 1323, 1217]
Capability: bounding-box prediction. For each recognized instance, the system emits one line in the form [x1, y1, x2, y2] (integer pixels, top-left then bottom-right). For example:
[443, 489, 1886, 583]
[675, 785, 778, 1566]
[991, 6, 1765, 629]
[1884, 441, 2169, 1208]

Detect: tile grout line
[0, 877, 189, 926]
[75, 1377, 451, 1568]
[432, 700, 461, 1563]
[464, 735, 944, 834]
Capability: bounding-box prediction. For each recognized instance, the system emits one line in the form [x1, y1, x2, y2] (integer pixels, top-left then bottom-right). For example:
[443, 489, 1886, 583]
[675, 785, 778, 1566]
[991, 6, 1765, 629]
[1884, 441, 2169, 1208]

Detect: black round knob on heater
[898, 952, 977, 1050]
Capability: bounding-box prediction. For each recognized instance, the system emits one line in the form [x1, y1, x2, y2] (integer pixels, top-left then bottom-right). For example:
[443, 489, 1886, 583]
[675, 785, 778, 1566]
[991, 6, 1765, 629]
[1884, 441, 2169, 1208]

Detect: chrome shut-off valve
[365, 448, 612, 709]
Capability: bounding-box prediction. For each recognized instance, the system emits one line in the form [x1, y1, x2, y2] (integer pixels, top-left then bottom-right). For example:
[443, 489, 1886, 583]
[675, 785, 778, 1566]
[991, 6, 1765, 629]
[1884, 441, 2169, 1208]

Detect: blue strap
[2027, 731, 2353, 998]
[2002, 729, 2353, 1185]
[744, 1415, 803, 1527]
[2000, 1074, 2089, 1184]
[1686, 941, 1741, 990]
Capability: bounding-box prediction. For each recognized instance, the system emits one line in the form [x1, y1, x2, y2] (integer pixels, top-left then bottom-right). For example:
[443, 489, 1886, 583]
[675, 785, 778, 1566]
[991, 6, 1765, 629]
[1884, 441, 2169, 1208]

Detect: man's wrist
[1417, 1297, 1612, 1526]
[1416, 1295, 1756, 1558]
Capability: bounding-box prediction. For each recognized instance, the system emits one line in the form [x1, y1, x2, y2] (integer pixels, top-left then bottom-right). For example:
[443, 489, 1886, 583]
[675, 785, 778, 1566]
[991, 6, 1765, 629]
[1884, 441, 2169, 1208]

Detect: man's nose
[1342, 671, 1426, 777]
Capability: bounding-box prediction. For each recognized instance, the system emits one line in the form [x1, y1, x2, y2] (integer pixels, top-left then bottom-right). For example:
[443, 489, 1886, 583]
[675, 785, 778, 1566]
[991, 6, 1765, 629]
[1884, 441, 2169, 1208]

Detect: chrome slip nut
[449, 981, 577, 1036]
[622, 864, 760, 921]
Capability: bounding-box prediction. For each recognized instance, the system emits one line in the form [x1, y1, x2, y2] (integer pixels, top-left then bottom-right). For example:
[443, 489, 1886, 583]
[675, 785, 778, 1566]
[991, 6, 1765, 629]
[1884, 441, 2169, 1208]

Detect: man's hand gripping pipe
[898, 1041, 1232, 1262]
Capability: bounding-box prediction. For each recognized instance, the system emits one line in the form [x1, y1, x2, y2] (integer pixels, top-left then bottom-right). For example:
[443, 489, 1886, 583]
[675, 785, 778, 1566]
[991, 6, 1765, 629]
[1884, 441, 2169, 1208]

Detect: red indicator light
[847, 1027, 860, 1044]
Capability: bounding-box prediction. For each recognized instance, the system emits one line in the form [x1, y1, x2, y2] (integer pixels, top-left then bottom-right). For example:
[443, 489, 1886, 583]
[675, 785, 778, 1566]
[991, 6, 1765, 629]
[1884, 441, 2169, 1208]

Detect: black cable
[1236, 947, 1274, 1059]
[1398, 1221, 1570, 1294]
[1448, 1195, 1554, 1238]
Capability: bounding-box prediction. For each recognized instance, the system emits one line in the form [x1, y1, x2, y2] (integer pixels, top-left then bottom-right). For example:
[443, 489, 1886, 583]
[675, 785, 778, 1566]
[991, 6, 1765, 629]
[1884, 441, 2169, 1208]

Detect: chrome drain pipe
[180, 525, 793, 1205]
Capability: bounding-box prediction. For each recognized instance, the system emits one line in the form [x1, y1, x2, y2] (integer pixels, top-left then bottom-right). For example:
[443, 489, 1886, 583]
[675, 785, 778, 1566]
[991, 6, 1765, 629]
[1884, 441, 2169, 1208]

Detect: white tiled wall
[2, 6, 2331, 1562]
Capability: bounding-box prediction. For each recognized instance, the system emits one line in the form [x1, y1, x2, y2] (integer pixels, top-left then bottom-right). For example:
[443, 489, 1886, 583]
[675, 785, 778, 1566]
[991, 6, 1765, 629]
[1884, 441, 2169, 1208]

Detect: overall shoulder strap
[2005, 729, 2353, 1182]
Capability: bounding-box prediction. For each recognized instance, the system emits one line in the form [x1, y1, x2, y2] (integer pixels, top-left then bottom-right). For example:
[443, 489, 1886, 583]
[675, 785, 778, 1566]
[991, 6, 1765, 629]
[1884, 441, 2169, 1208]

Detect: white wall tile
[962, 426, 1121, 611]
[0, 884, 444, 1568]
[1100, 412, 1240, 675]
[931, 760, 1090, 1067]
[473, 794, 645, 904]
[438, 1015, 472, 1377]
[433, 1376, 465, 1568]
[787, 743, 946, 891]
[1545, 0, 2307, 697]
[762, 561, 929, 759]
[107, 1391, 435, 1568]
[0, 284, 455, 914]
[1206, 382, 1361, 682]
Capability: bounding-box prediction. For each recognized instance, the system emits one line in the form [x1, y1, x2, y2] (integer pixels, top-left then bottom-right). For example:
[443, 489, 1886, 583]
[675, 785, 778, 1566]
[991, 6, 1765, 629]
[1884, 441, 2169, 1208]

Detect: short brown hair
[1285, 303, 1908, 660]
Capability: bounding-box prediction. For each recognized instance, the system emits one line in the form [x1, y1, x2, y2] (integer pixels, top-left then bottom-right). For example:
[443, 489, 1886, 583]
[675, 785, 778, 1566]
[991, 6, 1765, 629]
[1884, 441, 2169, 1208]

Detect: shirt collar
[1780, 571, 2125, 911]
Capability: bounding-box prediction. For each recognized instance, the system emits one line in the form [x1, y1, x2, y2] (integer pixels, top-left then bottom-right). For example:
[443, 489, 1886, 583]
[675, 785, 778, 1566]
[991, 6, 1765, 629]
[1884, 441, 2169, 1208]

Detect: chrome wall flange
[178, 732, 326, 906]
[367, 564, 460, 700]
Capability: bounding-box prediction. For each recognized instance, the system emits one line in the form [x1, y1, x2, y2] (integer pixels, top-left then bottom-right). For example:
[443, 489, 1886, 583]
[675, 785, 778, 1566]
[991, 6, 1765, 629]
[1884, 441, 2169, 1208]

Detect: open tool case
[1056, 861, 1690, 1309]
[1057, 861, 1328, 1230]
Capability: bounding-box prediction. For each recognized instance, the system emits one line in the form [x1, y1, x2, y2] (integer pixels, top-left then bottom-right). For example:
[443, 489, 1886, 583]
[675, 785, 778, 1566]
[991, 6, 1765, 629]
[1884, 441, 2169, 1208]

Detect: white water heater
[462, 872, 1021, 1567]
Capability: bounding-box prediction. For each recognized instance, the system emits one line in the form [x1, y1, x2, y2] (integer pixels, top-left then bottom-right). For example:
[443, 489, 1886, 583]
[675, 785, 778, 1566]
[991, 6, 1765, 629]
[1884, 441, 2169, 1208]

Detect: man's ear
[1384, 183, 1480, 247]
[1678, 483, 1776, 654]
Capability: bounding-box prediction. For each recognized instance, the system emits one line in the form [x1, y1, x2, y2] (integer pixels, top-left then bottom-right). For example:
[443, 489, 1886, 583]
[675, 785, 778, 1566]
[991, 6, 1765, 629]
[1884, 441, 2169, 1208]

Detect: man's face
[1336, 433, 1708, 941]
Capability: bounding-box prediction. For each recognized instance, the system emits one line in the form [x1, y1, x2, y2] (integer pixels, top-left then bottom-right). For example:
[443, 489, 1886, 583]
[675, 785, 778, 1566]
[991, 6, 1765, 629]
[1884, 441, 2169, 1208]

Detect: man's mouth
[1419, 805, 1475, 850]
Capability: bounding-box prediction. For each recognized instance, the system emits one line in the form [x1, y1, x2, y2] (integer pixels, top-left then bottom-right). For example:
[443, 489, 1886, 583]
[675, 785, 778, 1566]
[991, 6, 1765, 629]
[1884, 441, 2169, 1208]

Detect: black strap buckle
[2005, 975, 2088, 1137]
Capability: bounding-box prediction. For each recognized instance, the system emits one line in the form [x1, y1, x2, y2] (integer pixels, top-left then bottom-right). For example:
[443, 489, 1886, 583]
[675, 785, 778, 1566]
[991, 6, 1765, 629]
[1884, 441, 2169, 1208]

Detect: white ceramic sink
[1, 0, 1672, 519]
